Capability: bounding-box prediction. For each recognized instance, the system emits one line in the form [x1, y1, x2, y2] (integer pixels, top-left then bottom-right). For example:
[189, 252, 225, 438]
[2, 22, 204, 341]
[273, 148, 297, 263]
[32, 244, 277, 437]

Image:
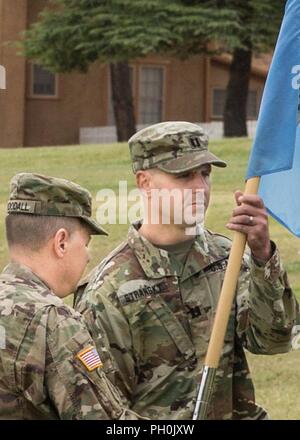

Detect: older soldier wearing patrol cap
[75, 121, 298, 420]
[0, 173, 142, 420]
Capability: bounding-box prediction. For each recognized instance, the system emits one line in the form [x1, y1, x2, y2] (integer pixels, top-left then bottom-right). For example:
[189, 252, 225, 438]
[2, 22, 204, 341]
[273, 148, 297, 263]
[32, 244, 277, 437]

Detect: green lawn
[1, 138, 299, 419]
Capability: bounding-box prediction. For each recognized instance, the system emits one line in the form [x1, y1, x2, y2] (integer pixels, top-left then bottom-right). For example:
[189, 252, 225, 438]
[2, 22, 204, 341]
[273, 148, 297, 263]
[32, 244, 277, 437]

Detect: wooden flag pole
[193, 176, 260, 420]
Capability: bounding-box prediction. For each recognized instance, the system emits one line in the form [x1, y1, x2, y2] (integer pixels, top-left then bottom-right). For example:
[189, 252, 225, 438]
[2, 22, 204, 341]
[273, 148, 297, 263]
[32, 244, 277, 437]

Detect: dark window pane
[33, 65, 56, 96]
[212, 88, 258, 119]
[139, 67, 163, 124]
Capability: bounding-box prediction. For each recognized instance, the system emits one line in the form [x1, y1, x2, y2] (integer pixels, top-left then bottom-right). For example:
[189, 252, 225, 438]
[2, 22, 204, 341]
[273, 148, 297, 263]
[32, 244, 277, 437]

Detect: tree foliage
[23, 0, 240, 72]
[22, 0, 286, 138]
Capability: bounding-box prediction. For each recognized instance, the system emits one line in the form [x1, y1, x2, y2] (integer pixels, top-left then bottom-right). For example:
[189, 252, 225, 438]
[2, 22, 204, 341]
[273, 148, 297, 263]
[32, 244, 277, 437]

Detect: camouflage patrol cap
[7, 173, 107, 235]
[129, 121, 227, 174]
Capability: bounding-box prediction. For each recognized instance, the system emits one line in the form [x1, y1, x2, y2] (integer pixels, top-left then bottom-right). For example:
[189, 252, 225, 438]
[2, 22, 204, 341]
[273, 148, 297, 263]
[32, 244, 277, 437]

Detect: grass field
[0, 138, 300, 419]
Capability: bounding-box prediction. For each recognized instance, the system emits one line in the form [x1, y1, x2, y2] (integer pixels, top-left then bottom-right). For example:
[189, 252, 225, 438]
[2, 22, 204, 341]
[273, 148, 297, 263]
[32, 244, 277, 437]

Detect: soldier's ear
[53, 228, 69, 258]
[136, 170, 152, 191]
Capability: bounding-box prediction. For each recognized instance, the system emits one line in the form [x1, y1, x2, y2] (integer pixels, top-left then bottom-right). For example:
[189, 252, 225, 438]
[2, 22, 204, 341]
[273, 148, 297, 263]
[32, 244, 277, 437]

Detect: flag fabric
[77, 346, 103, 372]
[246, 0, 300, 236]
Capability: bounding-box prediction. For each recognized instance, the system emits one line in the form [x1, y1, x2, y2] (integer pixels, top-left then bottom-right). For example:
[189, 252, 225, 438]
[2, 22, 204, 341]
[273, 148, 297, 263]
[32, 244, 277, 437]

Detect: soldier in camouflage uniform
[0, 173, 141, 420]
[75, 122, 298, 420]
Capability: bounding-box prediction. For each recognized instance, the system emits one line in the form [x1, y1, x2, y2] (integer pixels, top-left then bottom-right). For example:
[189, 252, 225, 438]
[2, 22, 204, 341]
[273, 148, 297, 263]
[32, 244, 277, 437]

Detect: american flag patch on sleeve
[77, 346, 103, 372]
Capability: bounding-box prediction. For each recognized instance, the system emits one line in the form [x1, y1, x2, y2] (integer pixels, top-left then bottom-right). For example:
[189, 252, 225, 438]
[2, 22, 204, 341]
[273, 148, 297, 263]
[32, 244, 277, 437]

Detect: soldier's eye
[177, 172, 191, 179]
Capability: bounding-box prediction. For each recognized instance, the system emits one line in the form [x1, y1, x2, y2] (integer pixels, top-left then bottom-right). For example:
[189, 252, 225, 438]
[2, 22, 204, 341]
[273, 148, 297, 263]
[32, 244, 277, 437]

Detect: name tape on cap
[7, 200, 39, 214]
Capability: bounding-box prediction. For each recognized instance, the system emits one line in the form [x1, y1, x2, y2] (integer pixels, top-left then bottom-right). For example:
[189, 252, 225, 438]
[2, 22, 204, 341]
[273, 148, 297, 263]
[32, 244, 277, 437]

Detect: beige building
[0, 0, 270, 149]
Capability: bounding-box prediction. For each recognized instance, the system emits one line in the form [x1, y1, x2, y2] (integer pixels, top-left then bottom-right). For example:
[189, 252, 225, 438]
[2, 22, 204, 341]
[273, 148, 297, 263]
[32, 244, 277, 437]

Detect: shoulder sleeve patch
[77, 346, 103, 372]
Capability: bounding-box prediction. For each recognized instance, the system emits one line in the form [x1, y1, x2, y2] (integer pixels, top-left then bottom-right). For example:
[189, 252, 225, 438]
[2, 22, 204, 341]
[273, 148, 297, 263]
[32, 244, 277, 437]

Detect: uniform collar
[128, 223, 175, 278]
[2, 262, 53, 292]
[127, 222, 230, 280]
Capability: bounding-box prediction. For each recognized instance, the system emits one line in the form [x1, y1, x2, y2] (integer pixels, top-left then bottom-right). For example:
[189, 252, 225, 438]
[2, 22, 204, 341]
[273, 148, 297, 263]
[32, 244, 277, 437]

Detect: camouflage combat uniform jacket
[75, 224, 297, 420]
[0, 262, 138, 420]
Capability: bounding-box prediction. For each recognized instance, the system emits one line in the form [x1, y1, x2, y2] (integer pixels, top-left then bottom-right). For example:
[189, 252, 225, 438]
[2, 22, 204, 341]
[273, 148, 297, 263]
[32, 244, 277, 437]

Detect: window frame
[246, 89, 258, 120]
[137, 64, 165, 125]
[211, 87, 258, 120]
[29, 63, 59, 100]
[211, 88, 226, 119]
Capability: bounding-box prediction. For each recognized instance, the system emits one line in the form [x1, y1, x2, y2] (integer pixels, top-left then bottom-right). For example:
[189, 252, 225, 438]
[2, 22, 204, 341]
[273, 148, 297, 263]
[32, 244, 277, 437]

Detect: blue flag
[246, 0, 300, 236]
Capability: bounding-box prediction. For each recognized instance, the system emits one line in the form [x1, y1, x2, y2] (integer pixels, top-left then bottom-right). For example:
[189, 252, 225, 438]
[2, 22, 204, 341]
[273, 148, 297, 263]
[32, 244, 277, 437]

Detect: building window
[32, 64, 57, 97]
[138, 66, 163, 124]
[212, 89, 226, 118]
[247, 90, 258, 119]
[212, 88, 258, 119]
[0, 65, 6, 90]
